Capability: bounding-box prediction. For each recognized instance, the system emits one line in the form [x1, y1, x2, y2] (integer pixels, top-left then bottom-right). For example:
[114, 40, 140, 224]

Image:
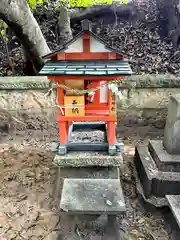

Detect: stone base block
[59, 167, 120, 179]
[60, 178, 125, 215]
[166, 195, 180, 228]
[134, 144, 180, 198]
[58, 214, 120, 239]
[148, 140, 180, 172]
[54, 167, 120, 200]
[53, 152, 123, 168]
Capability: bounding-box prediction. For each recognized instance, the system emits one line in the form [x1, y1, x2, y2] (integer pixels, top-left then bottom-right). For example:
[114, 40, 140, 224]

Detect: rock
[43, 231, 58, 240]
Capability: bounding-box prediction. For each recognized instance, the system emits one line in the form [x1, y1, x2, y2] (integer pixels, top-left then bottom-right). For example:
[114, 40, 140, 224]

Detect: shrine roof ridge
[42, 20, 127, 60]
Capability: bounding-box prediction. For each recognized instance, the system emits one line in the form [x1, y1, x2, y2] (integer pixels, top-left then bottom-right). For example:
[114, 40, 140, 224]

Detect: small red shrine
[39, 19, 132, 155]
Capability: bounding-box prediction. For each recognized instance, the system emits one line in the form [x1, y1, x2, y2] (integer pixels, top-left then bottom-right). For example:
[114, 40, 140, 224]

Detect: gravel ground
[0, 120, 179, 239]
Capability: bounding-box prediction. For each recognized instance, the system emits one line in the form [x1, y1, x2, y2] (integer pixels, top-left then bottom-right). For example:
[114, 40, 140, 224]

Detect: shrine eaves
[39, 19, 133, 77]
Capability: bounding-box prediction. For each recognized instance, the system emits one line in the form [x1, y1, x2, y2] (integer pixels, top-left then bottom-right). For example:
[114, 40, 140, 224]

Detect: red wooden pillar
[107, 88, 116, 145]
[57, 86, 68, 145]
[107, 122, 116, 145]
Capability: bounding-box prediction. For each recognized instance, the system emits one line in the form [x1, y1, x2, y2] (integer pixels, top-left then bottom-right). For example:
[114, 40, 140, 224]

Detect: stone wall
[0, 74, 180, 131]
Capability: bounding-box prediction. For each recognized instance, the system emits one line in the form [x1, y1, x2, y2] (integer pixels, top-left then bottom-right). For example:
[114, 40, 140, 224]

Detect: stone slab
[166, 195, 180, 228]
[135, 145, 156, 197]
[163, 95, 180, 154]
[135, 144, 180, 198]
[59, 167, 120, 179]
[148, 140, 180, 172]
[53, 152, 123, 167]
[135, 170, 168, 207]
[60, 178, 125, 215]
[54, 167, 120, 199]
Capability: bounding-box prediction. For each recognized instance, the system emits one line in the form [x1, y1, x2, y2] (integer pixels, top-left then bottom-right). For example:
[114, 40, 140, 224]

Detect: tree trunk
[156, 0, 180, 48]
[0, 0, 51, 73]
[58, 6, 73, 45]
[69, 3, 137, 23]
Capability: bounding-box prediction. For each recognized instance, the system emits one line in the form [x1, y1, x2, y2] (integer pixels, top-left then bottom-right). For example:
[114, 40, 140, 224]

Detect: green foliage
[58, 0, 128, 8]
[0, 20, 8, 40]
[27, 0, 129, 9]
[60, 0, 112, 7]
[28, 0, 48, 9]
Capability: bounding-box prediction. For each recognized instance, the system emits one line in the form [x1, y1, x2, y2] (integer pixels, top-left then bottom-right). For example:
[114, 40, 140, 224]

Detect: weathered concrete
[135, 172, 168, 207]
[60, 178, 125, 214]
[1, 76, 180, 124]
[148, 140, 180, 172]
[135, 144, 157, 198]
[0, 77, 50, 89]
[54, 167, 120, 199]
[166, 195, 180, 228]
[58, 167, 120, 179]
[135, 144, 180, 198]
[53, 152, 123, 167]
[57, 214, 120, 239]
[1, 74, 180, 90]
[163, 95, 180, 154]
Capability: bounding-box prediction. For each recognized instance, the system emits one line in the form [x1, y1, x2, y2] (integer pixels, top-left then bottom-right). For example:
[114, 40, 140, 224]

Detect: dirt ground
[0, 119, 179, 240]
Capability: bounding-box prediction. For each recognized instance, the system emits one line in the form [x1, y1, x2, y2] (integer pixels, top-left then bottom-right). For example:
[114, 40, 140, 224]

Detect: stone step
[60, 178, 125, 215]
[148, 140, 180, 172]
[166, 195, 180, 228]
[134, 144, 180, 198]
[53, 152, 123, 168]
[59, 167, 120, 180]
[54, 167, 120, 199]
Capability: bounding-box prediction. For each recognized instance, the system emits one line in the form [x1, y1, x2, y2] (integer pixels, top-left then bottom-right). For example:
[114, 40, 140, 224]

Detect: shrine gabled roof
[39, 60, 132, 76]
[42, 23, 126, 59]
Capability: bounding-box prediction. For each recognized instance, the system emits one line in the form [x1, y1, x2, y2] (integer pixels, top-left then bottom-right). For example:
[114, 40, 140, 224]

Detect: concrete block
[166, 195, 180, 228]
[57, 215, 120, 239]
[60, 178, 125, 215]
[53, 167, 120, 199]
[75, 214, 108, 234]
[135, 144, 180, 198]
[53, 152, 123, 167]
[59, 167, 120, 180]
[163, 95, 180, 154]
[58, 145, 67, 155]
[108, 145, 117, 156]
[148, 140, 180, 172]
[135, 145, 157, 197]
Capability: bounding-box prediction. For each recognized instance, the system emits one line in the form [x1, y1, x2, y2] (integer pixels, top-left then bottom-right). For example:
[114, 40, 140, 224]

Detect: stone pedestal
[163, 95, 180, 154]
[54, 151, 124, 239]
[134, 94, 180, 229]
[135, 140, 180, 198]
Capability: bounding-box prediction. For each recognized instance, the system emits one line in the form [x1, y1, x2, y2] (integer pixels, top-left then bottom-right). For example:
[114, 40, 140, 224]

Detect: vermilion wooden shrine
[39, 19, 132, 155]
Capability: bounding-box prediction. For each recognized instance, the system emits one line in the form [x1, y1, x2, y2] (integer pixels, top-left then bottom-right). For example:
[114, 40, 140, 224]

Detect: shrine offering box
[64, 95, 85, 116]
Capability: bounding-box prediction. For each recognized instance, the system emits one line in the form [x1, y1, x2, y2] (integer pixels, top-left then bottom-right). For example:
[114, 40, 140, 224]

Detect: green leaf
[0, 20, 8, 39]
[28, 0, 49, 9]
[57, 0, 113, 8]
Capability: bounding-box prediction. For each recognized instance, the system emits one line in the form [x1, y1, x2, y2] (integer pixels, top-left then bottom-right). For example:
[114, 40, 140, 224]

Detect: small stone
[106, 200, 112, 206]
[17, 194, 28, 202]
[43, 231, 58, 240]
[138, 218, 145, 224]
